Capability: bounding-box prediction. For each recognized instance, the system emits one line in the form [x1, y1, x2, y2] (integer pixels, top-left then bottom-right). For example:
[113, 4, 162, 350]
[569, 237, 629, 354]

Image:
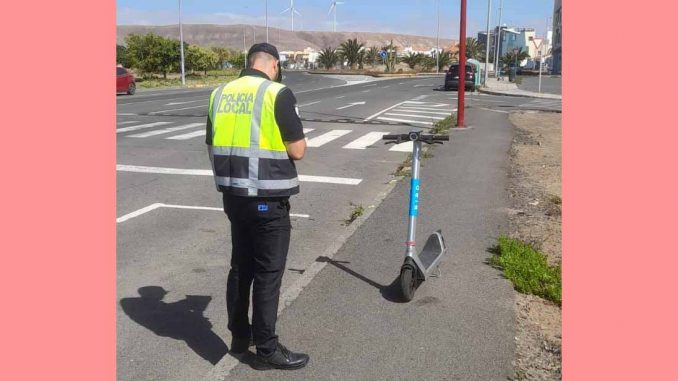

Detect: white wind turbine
[281, 0, 302, 32]
[328, 1, 344, 33]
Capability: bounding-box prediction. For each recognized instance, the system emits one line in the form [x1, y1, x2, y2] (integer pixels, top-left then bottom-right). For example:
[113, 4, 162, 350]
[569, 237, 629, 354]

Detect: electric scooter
[383, 131, 449, 302]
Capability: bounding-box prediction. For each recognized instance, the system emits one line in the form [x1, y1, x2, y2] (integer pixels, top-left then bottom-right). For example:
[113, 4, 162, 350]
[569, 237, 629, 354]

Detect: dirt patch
[507, 112, 562, 380]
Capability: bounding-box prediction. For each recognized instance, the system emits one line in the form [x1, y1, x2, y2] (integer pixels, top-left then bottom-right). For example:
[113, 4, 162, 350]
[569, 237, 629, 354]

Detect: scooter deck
[411, 230, 447, 278]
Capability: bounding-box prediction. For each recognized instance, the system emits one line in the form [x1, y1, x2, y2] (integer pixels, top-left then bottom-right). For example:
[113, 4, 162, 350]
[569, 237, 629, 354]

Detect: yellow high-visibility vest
[209, 75, 299, 197]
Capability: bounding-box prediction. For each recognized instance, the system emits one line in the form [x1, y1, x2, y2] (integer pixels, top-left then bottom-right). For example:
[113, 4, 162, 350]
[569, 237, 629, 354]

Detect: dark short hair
[247, 43, 280, 63]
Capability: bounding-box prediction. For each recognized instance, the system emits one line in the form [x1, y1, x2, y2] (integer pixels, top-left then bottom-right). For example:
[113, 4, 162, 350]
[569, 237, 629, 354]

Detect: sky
[116, 0, 555, 39]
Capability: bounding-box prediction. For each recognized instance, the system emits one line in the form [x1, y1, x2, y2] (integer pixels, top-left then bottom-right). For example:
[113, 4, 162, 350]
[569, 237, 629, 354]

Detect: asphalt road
[516, 75, 562, 95]
[116, 71, 561, 381]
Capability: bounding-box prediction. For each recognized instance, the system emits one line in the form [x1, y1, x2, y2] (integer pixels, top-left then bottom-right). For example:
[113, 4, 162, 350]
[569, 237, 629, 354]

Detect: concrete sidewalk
[480, 77, 562, 100]
[205, 108, 517, 380]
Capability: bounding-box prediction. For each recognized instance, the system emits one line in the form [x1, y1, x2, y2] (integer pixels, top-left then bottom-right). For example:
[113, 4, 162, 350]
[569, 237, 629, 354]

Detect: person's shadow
[120, 286, 228, 365]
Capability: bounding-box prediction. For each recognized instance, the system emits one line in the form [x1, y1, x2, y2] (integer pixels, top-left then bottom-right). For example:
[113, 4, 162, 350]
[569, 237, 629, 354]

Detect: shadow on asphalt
[316, 256, 407, 303]
[120, 286, 229, 365]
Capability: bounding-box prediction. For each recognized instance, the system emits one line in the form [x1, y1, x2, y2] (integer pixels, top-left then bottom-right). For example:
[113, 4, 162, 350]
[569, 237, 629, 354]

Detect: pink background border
[563, 1, 678, 379]
[3, 1, 677, 379]
[1, 0, 116, 379]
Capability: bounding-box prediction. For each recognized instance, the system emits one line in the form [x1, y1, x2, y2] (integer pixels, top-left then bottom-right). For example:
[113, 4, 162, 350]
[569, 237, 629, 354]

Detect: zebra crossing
[366, 101, 457, 126]
[116, 120, 411, 152]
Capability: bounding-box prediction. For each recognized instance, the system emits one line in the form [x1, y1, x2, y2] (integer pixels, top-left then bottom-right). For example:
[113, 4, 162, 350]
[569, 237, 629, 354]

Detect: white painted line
[116, 113, 138, 116]
[364, 101, 407, 121]
[414, 84, 433, 87]
[397, 106, 455, 112]
[117, 202, 310, 223]
[393, 108, 453, 115]
[166, 130, 206, 140]
[385, 112, 446, 120]
[342, 132, 388, 150]
[336, 101, 366, 110]
[165, 99, 205, 106]
[479, 107, 511, 113]
[299, 175, 361, 185]
[377, 117, 434, 125]
[116, 121, 139, 126]
[335, 95, 346, 99]
[116, 122, 172, 134]
[363, 83, 377, 87]
[306, 129, 351, 147]
[402, 101, 427, 104]
[116, 203, 163, 223]
[116, 165, 362, 185]
[302, 128, 315, 134]
[398, 82, 405, 85]
[389, 141, 414, 152]
[117, 164, 211, 176]
[148, 105, 205, 115]
[382, 85, 390, 88]
[299, 101, 321, 107]
[128, 123, 204, 138]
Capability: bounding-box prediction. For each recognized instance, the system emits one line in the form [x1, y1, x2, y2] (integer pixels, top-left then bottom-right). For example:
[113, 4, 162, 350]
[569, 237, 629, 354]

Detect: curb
[478, 87, 562, 100]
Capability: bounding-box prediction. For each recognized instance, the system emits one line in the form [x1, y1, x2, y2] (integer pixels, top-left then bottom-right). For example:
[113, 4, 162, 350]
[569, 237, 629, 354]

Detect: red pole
[457, 0, 467, 127]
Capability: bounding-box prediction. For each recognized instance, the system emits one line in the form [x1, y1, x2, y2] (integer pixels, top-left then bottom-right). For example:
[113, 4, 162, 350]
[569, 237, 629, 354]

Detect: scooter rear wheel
[400, 264, 418, 302]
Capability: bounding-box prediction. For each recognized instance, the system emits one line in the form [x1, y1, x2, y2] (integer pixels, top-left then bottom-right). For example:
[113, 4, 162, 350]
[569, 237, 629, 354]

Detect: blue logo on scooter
[258, 203, 269, 212]
[409, 179, 420, 217]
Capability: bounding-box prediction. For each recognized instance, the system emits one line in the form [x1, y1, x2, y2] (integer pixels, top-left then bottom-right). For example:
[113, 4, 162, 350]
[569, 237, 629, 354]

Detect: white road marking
[479, 107, 511, 114]
[342, 132, 388, 149]
[306, 129, 352, 147]
[128, 123, 204, 138]
[336, 101, 366, 110]
[166, 130, 206, 140]
[165, 99, 205, 106]
[377, 117, 434, 125]
[361, 89, 371, 93]
[148, 105, 205, 115]
[117, 203, 309, 223]
[300, 175, 361, 185]
[302, 128, 315, 134]
[397, 106, 455, 112]
[335, 95, 346, 99]
[116, 122, 172, 134]
[116, 121, 139, 126]
[363, 83, 377, 87]
[299, 101, 321, 107]
[116, 165, 362, 185]
[116, 113, 138, 116]
[385, 112, 446, 120]
[364, 101, 408, 121]
[389, 141, 414, 152]
[393, 108, 453, 115]
[382, 85, 390, 88]
[414, 84, 434, 87]
[398, 82, 405, 85]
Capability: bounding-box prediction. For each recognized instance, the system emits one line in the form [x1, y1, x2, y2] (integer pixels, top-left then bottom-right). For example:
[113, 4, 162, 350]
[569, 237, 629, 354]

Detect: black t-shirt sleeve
[205, 116, 213, 145]
[274, 87, 305, 142]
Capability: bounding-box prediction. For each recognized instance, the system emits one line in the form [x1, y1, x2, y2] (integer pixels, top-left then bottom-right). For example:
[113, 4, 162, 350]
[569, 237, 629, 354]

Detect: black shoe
[254, 343, 309, 370]
[230, 336, 254, 354]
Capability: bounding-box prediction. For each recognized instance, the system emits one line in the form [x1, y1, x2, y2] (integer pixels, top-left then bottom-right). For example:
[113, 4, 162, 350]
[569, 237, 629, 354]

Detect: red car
[116, 67, 136, 95]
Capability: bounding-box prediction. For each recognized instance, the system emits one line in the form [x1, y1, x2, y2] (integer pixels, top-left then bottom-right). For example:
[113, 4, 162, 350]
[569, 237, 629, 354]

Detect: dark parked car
[116, 67, 136, 95]
[444, 64, 475, 91]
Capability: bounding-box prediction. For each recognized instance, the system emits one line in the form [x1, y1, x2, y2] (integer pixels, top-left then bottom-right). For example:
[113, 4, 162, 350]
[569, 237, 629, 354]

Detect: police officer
[205, 43, 309, 370]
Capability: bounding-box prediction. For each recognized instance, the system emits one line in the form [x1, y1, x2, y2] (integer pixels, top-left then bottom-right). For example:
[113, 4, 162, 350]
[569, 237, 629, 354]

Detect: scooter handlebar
[382, 132, 449, 144]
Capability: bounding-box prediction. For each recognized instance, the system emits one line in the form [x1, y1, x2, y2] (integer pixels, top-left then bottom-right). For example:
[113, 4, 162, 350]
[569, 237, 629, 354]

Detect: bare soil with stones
[507, 111, 562, 380]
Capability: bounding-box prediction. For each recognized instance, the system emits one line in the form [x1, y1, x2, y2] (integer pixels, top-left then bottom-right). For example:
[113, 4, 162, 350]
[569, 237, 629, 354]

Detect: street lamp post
[484, 0, 492, 85]
[457, 0, 467, 128]
[179, 0, 186, 86]
[436, 0, 440, 74]
[494, 0, 503, 78]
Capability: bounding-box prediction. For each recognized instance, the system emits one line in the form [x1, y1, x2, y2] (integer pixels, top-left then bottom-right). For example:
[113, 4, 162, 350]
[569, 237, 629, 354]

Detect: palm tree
[365, 46, 379, 68]
[463, 37, 485, 61]
[500, 47, 530, 68]
[437, 50, 455, 72]
[318, 47, 339, 70]
[402, 52, 423, 69]
[381, 41, 398, 72]
[338, 38, 365, 70]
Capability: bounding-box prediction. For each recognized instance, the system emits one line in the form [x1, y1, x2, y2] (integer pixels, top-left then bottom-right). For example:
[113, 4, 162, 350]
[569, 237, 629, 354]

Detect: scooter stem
[406, 139, 422, 257]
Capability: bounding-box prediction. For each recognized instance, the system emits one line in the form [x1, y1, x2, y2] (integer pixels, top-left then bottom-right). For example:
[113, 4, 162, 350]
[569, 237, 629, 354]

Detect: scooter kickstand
[430, 265, 442, 278]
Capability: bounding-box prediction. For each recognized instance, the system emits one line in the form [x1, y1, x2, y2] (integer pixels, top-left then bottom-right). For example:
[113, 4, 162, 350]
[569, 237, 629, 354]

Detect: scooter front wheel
[400, 263, 418, 302]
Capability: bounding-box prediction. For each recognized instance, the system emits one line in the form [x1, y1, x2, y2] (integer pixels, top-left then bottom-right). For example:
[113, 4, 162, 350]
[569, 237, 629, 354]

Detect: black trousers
[222, 194, 291, 355]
